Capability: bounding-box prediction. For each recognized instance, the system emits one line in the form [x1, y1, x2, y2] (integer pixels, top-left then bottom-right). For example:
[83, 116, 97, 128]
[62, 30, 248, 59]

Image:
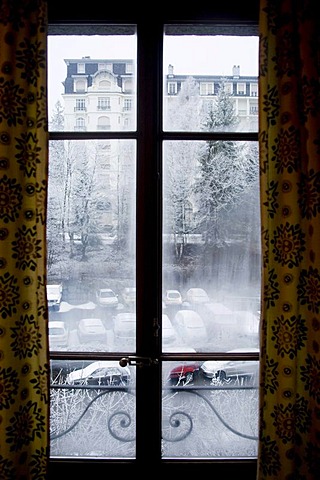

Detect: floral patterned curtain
[258, 0, 320, 478]
[0, 1, 49, 479]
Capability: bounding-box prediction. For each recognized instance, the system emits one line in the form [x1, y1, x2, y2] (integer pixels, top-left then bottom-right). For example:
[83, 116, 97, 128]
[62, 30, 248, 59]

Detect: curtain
[258, 0, 320, 479]
[0, 1, 49, 479]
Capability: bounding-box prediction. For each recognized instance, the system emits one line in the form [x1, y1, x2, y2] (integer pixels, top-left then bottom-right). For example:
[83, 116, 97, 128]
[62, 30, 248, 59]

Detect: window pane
[47, 139, 136, 353]
[50, 359, 136, 458]
[162, 359, 258, 458]
[163, 34, 259, 132]
[48, 32, 137, 131]
[162, 140, 260, 353]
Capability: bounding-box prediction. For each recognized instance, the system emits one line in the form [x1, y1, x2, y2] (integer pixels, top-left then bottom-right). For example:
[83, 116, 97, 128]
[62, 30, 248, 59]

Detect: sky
[48, 34, 259, 117]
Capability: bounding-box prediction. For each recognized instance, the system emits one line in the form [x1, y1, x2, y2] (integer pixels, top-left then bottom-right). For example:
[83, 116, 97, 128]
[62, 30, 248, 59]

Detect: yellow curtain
[258, 0, 320, 478]
[0, 1, 49, 479]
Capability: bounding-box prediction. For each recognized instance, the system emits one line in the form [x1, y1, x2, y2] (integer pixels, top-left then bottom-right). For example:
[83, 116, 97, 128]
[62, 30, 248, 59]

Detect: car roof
[67, 361, 130, 381]
[49, 320, 66, 328]
[80, 318, 103, 325]
[187, 288, 207, 293]
[175, 309, 202, 319]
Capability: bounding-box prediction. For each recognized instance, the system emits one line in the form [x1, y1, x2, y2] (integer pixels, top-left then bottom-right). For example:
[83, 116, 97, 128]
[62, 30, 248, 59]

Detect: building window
[98, 62, 112, 71]
[168, 82, 177, 94]
[200, 82, 214, 95]
[250, 83, 258, 96]
[98, 79, 111, 89]
[75, 117, 86, 130]
[74, 79, 86, 92]
[77, 63, 85, 73]
[224, 82, 233, 94]
[124, 99, 132, 111]
[237, 82, 246, 95]
[97, 116, 111, 130]
[75, 98, 86, 111]
[98, 97, 110, 110]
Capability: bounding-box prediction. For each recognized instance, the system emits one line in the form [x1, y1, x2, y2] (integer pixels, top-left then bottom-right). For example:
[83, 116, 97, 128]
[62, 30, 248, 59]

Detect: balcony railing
[50, 382, 258, 458]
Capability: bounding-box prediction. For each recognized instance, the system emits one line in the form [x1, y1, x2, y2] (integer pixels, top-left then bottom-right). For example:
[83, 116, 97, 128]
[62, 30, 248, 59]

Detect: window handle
[119, 356, 158, 368]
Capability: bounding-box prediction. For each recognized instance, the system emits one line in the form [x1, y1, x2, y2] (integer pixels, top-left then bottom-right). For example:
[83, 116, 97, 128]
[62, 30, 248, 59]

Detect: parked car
[46, 284, 63, 311]
[163, 289, 183, 306]
[185, 287, 210, 305]
[95, 288, 118, 308]
[172, 309, 208, 349]
[200, 348, 260, 385]
[113, 312, 136, 346]
[77, 318, 107, 343]
[168, 361, 201, 385]
[162, 313, 178, 346]
[66, 360, 131, 387]
[48, 321, 68, 349]
[122, 287, 136, 307]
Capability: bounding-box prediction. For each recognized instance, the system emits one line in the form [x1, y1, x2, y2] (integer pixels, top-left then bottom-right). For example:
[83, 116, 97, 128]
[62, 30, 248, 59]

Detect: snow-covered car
[77, 318, 107, 343]
[48, 321, 68, 349]
[172, 309, 207, 349]
[46, 284, 63, 311]
[113, 312, 136, 348]
[66, 360, 131, 386]
[185, 287, 210, 305]
[200, 348, 260, 386]
[162, 313, 178, 346]
[163, 289, 183, 306]
[95, 288, 118, 308]
[122, 287, 136, 307]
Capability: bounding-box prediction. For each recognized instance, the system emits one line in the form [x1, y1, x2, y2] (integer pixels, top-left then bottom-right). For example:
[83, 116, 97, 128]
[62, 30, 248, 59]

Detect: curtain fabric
[0, 1, 49, 479]
[258, 1, 320, 478]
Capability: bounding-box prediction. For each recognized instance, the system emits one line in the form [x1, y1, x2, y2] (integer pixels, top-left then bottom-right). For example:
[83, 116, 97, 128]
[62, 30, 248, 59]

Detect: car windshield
[100, 291, 114, 298]
[169, 292, 180, 298]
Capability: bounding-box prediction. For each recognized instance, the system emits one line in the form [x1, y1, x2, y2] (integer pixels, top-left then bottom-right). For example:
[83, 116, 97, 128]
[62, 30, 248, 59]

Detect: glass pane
[162, 359, 258, 458]
[48, 32, 137, 131]
[50, 360, 136, 458]
[47, 139, 136, 353]
[163, 33, 259, 132]
[162, 140, 260, 353]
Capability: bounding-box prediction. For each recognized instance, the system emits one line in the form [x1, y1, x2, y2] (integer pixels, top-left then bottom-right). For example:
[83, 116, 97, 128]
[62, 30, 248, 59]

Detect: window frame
[48, 3, 260, 476]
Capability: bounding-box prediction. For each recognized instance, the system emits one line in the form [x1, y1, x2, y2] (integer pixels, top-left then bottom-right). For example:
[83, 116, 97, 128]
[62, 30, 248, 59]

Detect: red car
[168, 362, 201, 385]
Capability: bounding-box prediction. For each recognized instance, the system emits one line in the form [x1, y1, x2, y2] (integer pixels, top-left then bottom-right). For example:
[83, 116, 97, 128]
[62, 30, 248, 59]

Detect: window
[75, 98, 86, 111]
[124, 98, 132, 111]
[200, 82, 214, 95]
[77, 62, 85, 73]
[250, 83, 258, 96]
[237, 82, 246, 95]
[48, 6, 259, 476]
[75, 117, 86, 131]
[168, 81, 177, 95]
[74, 79, 86, 92]
[98, 97, 111, 110]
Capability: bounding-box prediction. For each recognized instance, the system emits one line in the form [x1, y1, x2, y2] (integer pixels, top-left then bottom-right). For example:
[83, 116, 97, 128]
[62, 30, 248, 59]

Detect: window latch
[119, 356, 158, 368]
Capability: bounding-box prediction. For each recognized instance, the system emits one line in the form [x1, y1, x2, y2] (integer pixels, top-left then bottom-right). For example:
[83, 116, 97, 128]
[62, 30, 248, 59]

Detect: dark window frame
[48, 3, 259, 476]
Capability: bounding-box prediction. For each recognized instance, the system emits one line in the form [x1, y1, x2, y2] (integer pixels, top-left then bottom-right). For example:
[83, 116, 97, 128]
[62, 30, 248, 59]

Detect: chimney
[168, 64, 174, 76]
[232, 65, 240, 77]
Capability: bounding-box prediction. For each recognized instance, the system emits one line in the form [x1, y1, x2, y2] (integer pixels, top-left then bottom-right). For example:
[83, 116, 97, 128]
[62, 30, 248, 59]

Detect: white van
[46, 284, 62, 311]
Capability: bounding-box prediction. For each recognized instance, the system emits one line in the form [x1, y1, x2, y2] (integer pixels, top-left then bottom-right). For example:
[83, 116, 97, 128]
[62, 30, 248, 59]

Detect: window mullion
[135, 20, 163, 464]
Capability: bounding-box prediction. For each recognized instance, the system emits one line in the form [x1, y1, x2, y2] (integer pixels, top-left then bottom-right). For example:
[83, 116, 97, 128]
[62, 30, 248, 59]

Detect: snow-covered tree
[194, 81, 257, 248]
[165, 76, 202, 131]
[47, 101, 66, 272]
[163, 77, 202, 264]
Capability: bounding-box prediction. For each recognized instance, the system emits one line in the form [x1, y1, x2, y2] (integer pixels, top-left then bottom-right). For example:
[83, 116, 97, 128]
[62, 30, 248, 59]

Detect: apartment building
[60, 58, 258, 234]
[62, 58, 258, 132]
